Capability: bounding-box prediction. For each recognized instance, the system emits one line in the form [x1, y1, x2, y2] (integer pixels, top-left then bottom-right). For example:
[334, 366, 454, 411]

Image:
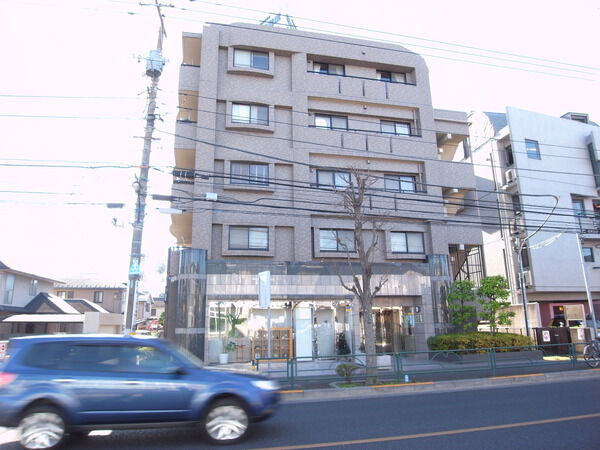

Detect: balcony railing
[307, 70, 416, 86]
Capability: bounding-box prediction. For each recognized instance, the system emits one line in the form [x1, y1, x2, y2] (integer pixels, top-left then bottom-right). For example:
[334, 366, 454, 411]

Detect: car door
[55, 343, 195, 424]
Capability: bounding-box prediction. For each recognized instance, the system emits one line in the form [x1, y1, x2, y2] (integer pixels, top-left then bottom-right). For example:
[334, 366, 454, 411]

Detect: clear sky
[1, 0, 599, 295]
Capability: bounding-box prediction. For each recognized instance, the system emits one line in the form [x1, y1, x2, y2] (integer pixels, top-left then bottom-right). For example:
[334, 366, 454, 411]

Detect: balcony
[575, 212, 600, 236]
[306, 72, 416, 103]
[434, 109, 469, 161]
[296, 126, 428, 159]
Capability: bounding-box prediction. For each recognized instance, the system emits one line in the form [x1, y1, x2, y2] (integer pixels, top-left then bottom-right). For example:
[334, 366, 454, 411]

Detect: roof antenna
[260, 13, 297, 29]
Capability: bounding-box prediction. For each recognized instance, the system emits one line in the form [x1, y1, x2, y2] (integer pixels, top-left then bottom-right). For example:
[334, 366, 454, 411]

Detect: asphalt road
[1, 377, 599, 449]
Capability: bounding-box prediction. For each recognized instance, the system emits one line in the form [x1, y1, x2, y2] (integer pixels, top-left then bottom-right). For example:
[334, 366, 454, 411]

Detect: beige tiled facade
[168, 23, 482, 362]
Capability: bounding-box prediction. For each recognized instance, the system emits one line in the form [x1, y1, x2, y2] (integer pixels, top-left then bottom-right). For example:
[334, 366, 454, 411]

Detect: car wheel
[18, 406, 67, 450]
[202, 398, 250, 445]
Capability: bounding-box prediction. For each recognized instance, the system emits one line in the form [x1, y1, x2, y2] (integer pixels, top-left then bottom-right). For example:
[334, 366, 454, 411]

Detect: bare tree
[335, 169, 387, 384]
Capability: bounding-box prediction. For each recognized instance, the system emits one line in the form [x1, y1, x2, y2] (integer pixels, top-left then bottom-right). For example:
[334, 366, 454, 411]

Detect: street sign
[258, 271, 271, 308]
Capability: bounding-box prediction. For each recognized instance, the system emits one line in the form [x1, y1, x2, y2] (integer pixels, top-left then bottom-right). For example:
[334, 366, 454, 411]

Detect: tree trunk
[361, 300, 378, 385]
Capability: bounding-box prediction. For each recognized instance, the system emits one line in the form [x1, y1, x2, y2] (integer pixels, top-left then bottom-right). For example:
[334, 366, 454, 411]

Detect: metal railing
[255, 342, 591, 389]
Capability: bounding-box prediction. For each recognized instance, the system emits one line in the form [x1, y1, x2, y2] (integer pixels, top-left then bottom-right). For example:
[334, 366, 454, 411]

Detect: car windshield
[163, 342, 204, 369]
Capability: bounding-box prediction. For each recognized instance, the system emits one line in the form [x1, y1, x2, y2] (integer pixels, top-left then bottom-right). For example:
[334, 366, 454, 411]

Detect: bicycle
[583, 339, 600, 368]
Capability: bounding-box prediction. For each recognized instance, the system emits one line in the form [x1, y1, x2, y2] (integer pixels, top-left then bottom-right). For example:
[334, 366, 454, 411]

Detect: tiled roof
[54, 278, 127, 289]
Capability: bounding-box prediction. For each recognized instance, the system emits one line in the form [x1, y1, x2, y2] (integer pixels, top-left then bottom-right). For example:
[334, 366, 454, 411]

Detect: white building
[468, 107, 600, 330]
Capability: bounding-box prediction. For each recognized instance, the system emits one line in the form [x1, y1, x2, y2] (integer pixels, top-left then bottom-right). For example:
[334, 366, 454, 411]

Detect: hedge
[428, 332, 533, 352]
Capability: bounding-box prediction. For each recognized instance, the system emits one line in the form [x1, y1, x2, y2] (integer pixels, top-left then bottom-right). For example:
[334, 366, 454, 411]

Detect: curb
[279, 368, 600, 402]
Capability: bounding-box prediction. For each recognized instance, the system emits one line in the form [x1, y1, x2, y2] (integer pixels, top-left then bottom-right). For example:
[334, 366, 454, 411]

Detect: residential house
[0, 260, 61, 337]
[468, 107, 600, 331]
[53, 279, 127, 314]
[165, 23, 482, 362]
[2, 292, 122, 337]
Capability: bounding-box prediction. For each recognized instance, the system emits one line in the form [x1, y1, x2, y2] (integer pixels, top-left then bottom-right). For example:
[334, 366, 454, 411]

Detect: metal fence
[255, 342, 592, 389]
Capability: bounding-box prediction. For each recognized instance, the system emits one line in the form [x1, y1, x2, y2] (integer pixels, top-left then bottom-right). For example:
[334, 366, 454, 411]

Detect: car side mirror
[171, 367, 188, 376]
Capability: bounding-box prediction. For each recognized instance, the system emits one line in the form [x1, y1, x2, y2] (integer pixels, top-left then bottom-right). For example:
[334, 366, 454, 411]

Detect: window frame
[313, 62, 345, 75]
[390, 231, 425, 254]
[583, 247, 595, 262]
[29, 279, 38, 296]
[93, 291, 104, 303]
[316, 170, 351, 189]
[230, 162, 269, 186]
[228, 226, 269, 251]
[233, 49, 269, 70]
[4, 273, 15, 304]
[376, 70, 407, 83]
[384, 174, 417, 193]
[525, 139, 541, 160]
[314, 114, 348, 130]
[380, 120, 412, 136]
[231, 103, 269, 126]
[319, 229, 356, 252]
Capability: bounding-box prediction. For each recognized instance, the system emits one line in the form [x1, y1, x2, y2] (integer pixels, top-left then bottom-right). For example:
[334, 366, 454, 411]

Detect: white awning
[3, 314, 85, 323]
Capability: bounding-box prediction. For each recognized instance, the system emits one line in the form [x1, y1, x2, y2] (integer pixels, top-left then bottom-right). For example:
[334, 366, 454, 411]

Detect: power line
[173, 94, 594, 156]
[182, 0, 600, 72]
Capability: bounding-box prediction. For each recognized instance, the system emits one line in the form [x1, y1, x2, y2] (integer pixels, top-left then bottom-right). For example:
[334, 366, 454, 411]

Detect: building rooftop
[54, 278, 127, 290]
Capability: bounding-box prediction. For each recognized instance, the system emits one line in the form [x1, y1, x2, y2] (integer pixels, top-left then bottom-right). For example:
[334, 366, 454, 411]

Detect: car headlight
[251, 379, 280, 391]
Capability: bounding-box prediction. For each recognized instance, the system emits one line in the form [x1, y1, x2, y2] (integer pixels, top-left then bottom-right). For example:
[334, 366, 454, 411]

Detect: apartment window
[380, 120, 411, 136]
[231, 103, 269, 125]
[316, 170, 350, 189]
[314, 62, 345, 75]
[390, 232, 424, 253]
[314, 114, 348, 130]
[3, 274, 15, 304]
[230, 162, 269, 185]
[209, 305, 226, 333]
[512, 194, 522, 215]
[233, 49, 269, 70]
[377, 70, 406, 83]
[319, 229, 355, 252]
[583, 247, 595, 262]
[505, 145, 514, 166]
[229, 226, 268, 250]
[29, 279, 38, 296]
[384, 174, 416, 193]
[525, 139, 541, 160]
[93, 291, 104, 303]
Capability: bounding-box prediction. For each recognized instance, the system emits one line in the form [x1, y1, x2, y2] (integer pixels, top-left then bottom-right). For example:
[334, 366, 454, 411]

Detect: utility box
[534, 327, 571, 355]
[569, 327, 592, 354]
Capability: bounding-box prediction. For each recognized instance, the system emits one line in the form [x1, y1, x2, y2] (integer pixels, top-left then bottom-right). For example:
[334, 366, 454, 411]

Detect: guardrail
[255, 342, 589, 389]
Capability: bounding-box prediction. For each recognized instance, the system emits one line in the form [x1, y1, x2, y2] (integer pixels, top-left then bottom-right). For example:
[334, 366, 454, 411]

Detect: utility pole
[124, 1, 170, 333]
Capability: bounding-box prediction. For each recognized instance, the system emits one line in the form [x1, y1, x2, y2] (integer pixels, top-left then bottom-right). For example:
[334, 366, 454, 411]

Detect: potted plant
[219, 341, 237, 364]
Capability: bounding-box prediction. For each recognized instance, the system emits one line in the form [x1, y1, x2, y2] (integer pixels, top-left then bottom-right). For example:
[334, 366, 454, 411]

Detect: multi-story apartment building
[165, 23, 481, 362]
[469, 107, 600, 331]
[53, 279, 126, 314]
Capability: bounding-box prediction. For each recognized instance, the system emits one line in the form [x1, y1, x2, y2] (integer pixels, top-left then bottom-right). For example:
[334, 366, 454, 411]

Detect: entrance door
[315, 308, 334, 357]
[374, 309, 402, 353]
[294, 307, 313, 358]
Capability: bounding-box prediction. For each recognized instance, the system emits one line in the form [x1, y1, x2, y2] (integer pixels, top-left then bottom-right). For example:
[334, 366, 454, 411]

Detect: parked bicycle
[583, 339, 600, 368]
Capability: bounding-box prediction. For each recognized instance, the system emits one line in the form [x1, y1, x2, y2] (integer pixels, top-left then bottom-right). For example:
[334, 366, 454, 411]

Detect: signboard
[542, 330, 551, 343]
[258, 271, 271, 308]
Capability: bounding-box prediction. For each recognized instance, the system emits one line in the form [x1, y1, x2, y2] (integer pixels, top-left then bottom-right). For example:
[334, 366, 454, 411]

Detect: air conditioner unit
[505, 168, 517, 185]
[523, 270, 533, 288]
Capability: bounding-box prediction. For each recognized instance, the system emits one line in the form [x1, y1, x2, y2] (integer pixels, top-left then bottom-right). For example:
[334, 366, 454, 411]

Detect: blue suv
[0, 335, 279, 449]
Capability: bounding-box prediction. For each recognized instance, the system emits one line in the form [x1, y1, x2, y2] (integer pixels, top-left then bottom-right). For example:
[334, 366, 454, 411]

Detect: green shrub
[336, 363, 359, 383]
[428, 332, 532, 353]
